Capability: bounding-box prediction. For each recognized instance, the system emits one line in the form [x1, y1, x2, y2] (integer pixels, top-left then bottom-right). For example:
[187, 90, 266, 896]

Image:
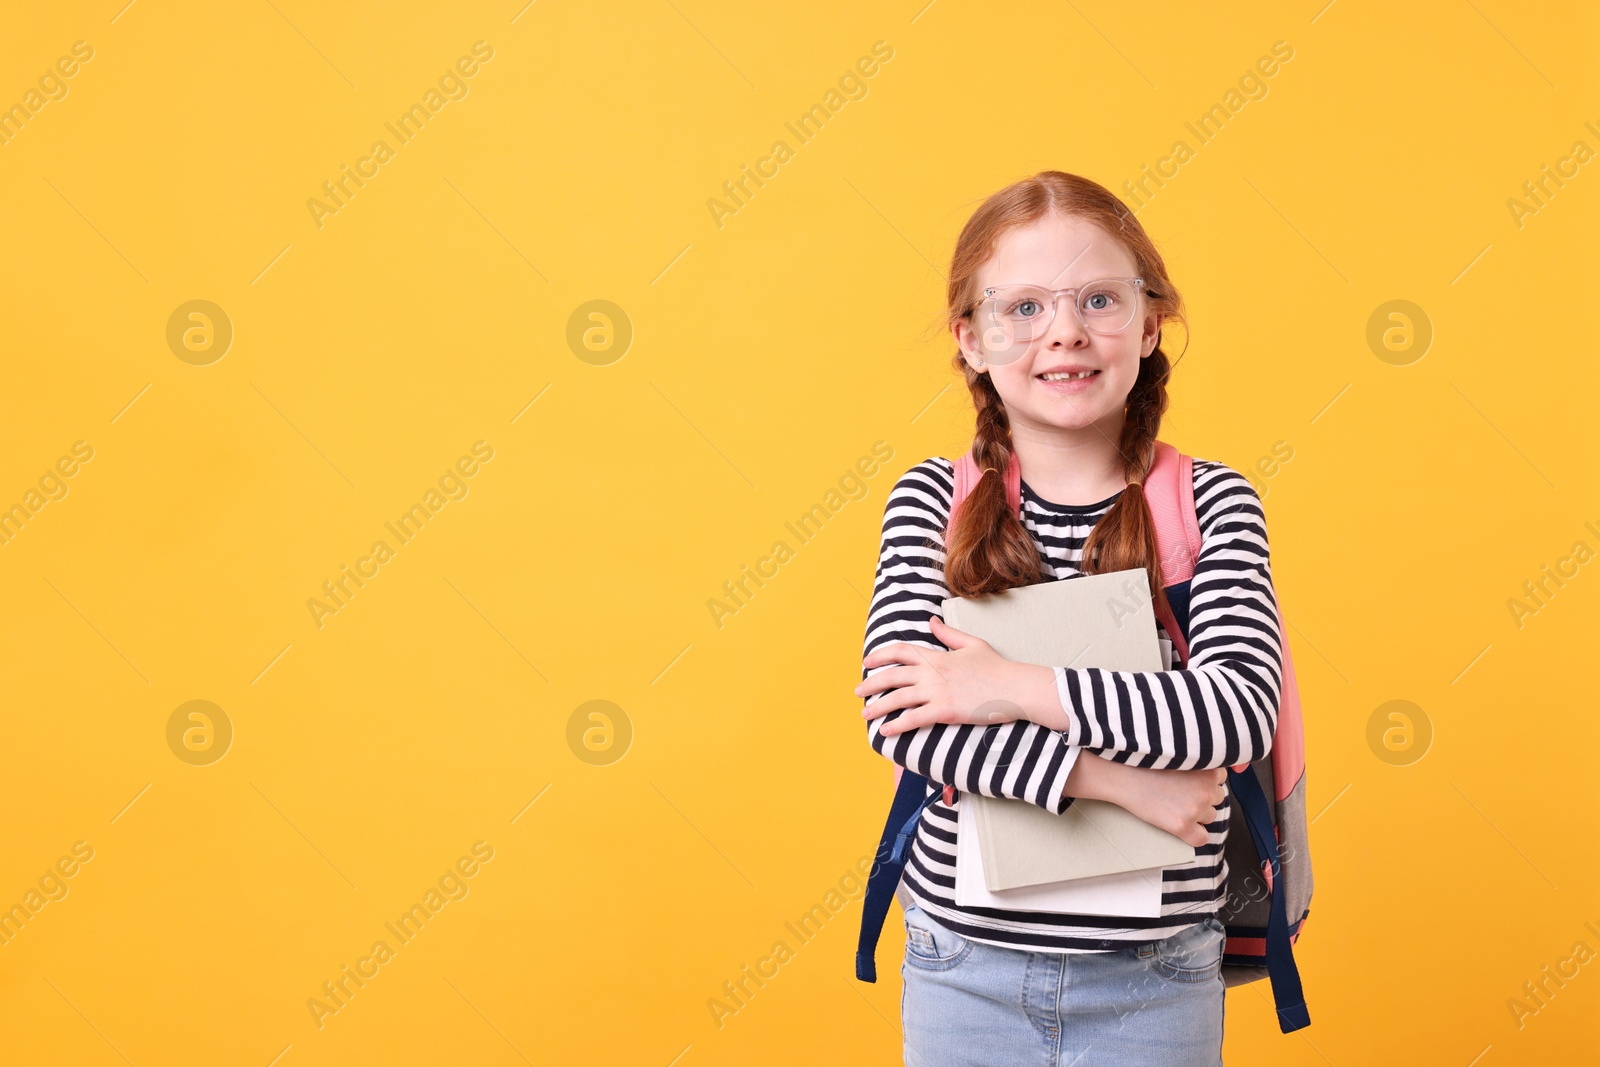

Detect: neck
[1006, 412, 1130, 506]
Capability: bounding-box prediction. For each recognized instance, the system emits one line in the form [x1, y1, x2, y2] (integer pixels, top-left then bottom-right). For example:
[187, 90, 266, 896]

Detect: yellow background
[1, 1, 1596, 1063]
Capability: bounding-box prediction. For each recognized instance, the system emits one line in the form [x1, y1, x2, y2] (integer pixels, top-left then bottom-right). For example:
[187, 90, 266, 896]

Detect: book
[943, 567, 1196, 897]
[954, 791, 1167, 916]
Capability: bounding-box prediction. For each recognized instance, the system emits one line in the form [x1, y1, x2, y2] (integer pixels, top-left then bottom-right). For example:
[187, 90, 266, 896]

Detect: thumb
[930, 614, 982, 650]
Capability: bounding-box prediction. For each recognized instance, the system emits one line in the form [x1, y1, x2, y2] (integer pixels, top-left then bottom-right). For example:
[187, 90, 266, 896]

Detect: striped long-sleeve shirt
[862, 455, 1282, 951]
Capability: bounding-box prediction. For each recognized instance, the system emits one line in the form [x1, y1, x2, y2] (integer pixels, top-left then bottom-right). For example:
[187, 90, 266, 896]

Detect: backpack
[854, 440, 1313, 1034]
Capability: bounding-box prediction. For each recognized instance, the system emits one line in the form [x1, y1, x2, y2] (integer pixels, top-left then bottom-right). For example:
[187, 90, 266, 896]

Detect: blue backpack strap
[1227, 765, 1312, 1032]
[855, 770, 943, 982]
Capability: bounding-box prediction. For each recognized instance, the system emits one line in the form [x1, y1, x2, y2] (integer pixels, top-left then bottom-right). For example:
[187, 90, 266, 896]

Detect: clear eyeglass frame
[968, 277, 1147, 365]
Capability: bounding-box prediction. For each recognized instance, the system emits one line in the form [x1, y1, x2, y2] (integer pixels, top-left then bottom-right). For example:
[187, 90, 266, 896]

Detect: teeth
[1039, 370, 1096, 381]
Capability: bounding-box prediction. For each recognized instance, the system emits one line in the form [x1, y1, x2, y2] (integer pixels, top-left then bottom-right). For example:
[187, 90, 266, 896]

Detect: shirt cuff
[1052, 666, 1081, 747]
[1045, 740, 1082, 814]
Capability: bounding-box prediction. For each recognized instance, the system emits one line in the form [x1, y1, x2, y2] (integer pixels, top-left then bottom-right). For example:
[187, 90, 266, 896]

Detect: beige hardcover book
[943, 568, 1197, 893]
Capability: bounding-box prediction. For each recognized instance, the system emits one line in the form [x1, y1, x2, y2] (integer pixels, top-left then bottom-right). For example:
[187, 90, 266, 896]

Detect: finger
[928, 615, 983, 651]
[863, 641, 937, 670]
[854, 665, 914, 698]
[860, 644, 900, 671]
[876, 703, 932, 737]
[862, 688, 917, 720]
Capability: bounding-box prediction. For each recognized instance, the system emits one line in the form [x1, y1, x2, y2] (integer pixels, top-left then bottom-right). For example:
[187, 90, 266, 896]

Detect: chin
[1034, 406, 1112, 431]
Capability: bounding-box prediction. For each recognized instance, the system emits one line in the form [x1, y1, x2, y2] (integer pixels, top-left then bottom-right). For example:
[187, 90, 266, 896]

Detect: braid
[943, 370, 1048, 598]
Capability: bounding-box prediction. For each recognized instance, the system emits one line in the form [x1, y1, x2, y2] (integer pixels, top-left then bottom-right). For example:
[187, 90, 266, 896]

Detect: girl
[854, 171, 1283, 1065]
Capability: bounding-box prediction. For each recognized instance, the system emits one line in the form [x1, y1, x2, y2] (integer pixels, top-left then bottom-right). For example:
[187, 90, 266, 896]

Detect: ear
[952, 318, 988, 373]
[1139, 311, 1165, 358]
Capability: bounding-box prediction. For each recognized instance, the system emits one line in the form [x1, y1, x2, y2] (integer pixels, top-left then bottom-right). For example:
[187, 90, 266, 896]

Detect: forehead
[981, 213, 1136, 287]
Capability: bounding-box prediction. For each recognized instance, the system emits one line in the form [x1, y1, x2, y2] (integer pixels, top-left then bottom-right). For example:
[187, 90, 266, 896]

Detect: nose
[1041, 292, 1089, 348]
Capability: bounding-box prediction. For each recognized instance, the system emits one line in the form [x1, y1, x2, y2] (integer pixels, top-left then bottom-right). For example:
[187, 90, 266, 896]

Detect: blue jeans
[900, 904, 1226, 1066]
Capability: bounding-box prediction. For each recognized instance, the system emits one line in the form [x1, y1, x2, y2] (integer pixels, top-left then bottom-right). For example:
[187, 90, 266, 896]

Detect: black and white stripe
[861, 456, 1282, 952]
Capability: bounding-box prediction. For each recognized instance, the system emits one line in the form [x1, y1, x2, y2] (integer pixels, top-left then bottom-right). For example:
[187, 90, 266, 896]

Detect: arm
[1039, 463, 1284, 770]
[862, 461, 1083, 815]
[1062, 748, 1227, 848]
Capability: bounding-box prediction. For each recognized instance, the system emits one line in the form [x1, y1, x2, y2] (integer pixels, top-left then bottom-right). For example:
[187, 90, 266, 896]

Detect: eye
[1083, 290, 1116, 311]
[1011, 299, 1044, 318]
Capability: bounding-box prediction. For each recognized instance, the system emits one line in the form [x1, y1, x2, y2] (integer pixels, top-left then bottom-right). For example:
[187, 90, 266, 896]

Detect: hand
[1091, 759, 1228, 849]
[855, 615, 1029, 737]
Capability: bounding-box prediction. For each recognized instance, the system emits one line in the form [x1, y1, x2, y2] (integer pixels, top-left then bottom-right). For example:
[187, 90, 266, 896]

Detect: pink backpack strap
[1273, 600, 1306, 800]
[1144, 441, 1202, 585]
[1143, 444, 1199, 694]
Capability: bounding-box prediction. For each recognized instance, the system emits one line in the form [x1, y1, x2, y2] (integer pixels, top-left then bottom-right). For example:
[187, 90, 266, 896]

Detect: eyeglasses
[968, 277, 1146, 365]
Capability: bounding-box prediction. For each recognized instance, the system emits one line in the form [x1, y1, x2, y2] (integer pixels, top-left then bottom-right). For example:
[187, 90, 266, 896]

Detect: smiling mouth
[1036, 370, 1099, 381]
